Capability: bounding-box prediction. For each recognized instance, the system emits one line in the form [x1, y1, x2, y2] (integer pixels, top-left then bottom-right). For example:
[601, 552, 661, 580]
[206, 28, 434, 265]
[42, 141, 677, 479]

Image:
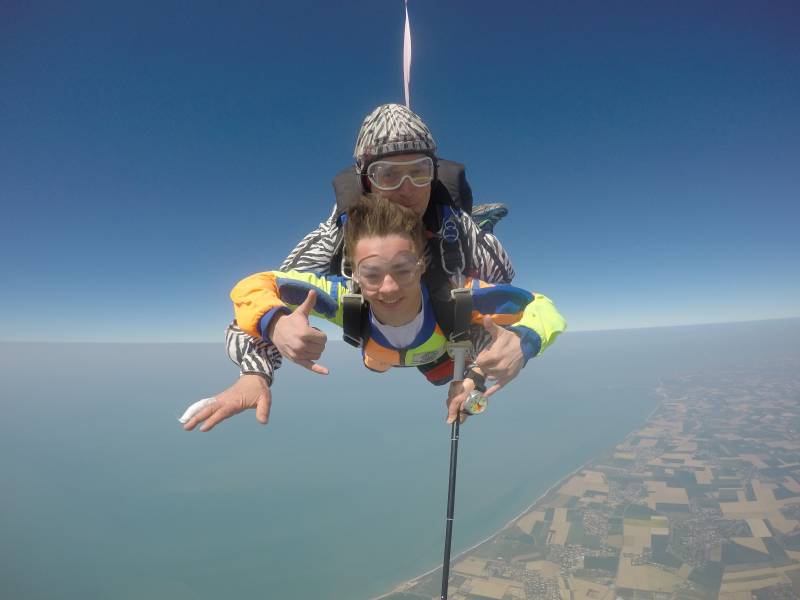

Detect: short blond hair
[344, 195, 426, 261]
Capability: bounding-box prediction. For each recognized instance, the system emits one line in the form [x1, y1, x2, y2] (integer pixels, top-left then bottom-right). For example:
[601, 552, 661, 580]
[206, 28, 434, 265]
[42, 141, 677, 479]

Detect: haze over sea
[1, 319, 798, 599]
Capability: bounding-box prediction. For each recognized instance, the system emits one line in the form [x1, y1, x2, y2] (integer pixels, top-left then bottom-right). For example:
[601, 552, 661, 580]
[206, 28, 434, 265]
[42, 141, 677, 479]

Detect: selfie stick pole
[440, 346, 467, 600]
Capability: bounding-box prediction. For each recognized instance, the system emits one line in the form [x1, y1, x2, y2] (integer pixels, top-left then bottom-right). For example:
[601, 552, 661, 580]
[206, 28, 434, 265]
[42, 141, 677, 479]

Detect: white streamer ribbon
[403, 0, 412, 108]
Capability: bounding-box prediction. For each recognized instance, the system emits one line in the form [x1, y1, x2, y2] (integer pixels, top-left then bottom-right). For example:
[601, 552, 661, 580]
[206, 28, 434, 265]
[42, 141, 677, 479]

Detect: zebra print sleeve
[226, 205, 342, 380]
[458, 212, 516, 284]
[225, 321, 283, 383]
[279, 205, 341, 272]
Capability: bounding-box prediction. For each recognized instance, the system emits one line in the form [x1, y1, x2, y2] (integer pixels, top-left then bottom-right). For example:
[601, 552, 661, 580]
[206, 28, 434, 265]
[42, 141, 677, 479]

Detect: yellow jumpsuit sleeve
[512, 293, 566, 357]
[230, 271, 347, 339]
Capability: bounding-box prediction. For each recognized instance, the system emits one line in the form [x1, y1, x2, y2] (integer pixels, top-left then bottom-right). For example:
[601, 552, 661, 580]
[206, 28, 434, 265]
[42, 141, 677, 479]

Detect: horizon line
[569, 314, 800, 334]
[1, 316, 797, 344]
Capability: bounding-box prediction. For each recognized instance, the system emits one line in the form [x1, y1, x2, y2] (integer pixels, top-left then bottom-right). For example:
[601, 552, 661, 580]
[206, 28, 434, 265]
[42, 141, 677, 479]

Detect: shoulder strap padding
[435, 159, 473, 214]
[332, 166, 362, 216]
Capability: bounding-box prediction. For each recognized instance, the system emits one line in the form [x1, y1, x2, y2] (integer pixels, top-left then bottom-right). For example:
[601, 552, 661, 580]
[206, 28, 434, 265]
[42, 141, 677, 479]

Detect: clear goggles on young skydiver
[354, 251, 424, 291]
[365, 156, 435, 191]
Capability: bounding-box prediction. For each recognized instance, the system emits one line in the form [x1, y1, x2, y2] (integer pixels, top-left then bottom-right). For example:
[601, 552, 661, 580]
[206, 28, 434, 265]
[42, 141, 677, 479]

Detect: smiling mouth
[377, 297, 402, 307]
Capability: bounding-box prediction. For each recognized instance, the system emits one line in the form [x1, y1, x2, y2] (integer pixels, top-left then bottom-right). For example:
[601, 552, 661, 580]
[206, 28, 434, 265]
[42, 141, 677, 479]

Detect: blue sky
[1, 0, 798, 341]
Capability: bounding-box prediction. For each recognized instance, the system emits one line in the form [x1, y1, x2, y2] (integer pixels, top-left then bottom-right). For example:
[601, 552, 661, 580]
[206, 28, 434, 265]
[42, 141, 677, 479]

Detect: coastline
[371, 387, 665, 600]
[370, 465, 586, 600]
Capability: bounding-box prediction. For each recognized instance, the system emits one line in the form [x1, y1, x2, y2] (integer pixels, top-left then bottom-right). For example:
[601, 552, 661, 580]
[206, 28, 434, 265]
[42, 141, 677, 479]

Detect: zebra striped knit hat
[354, 104, 437, 174]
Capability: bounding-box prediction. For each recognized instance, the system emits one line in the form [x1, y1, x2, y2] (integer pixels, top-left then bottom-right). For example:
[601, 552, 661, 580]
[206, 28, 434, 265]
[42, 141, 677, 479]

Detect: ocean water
[1, 319, 798, 599]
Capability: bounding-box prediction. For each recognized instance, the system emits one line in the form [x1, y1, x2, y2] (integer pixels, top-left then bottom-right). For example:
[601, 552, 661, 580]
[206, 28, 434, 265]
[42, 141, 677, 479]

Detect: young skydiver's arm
[507, 293, 566, 361]
[231, 270, 346, 340]
[224, 205, 341, 380]
[469, 280, 566, 362]
[462, 281, 565, 397]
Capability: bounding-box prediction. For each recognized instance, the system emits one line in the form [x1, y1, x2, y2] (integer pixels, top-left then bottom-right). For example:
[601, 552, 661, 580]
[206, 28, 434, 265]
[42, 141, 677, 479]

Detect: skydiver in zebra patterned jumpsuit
[185, 104, 521, 432]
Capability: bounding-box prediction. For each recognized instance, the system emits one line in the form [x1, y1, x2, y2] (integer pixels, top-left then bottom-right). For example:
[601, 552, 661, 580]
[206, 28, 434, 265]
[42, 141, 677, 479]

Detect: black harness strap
[342, 285, 472, 358]
[449, 288, 473, 344]
[342, 292, 369, 348]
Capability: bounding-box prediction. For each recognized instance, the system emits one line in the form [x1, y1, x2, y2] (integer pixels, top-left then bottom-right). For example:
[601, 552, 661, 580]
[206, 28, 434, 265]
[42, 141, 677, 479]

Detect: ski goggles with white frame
[365, 156, 435, 191]
[354, 251, 424, 291]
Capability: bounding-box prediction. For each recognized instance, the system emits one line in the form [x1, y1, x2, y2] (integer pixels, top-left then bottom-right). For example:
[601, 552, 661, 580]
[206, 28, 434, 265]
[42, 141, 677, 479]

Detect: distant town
[379, 362, 800, 600]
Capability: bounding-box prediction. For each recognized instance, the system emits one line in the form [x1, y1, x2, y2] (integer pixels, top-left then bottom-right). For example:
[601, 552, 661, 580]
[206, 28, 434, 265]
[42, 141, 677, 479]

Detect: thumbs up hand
[268, 290, 329, 375]
[474, 316, 524, 396]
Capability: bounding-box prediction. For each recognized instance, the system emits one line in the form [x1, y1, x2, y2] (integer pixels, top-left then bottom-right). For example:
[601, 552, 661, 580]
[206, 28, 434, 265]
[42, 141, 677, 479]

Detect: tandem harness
[341, 283, 474, 381]
[332, 158, 477, 371]
[340, 200, 472, 352]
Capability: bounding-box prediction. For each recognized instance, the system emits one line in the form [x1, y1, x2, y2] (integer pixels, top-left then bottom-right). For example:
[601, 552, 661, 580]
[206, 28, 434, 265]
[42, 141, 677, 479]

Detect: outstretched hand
[180, 374, 271, 432]
[474, 316, 524, 397]
[269, 289, 329, 375]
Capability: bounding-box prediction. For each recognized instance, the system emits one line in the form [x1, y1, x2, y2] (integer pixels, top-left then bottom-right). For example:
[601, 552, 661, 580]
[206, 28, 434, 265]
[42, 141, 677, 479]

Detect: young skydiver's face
[353, 234, 424, 327]
[367, 153, 432, 218]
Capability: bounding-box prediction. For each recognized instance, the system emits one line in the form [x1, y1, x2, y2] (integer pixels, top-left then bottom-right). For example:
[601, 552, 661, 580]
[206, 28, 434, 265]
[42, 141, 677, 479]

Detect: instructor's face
[370, 153, 431, 218]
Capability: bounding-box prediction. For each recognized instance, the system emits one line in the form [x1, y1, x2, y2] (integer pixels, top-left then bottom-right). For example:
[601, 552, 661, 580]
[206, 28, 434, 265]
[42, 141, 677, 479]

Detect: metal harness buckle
[439, 210, 466, 279]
